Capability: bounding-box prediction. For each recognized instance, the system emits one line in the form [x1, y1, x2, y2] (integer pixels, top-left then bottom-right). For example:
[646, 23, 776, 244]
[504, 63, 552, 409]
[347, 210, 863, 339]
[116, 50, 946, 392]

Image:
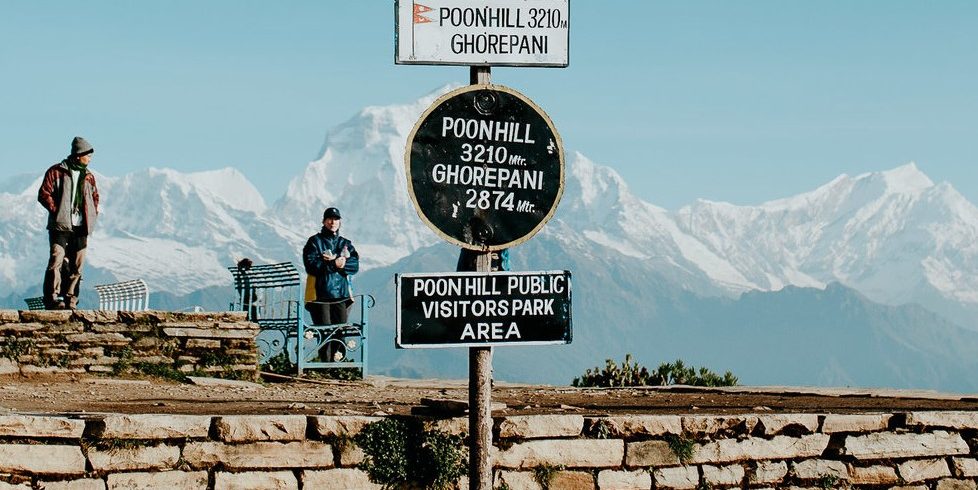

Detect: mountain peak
[863, 162, 934, 195]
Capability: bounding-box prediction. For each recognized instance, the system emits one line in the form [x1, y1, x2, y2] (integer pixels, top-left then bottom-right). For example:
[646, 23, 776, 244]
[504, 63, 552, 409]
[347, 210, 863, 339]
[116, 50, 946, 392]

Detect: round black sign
[405, 85, 564, 250]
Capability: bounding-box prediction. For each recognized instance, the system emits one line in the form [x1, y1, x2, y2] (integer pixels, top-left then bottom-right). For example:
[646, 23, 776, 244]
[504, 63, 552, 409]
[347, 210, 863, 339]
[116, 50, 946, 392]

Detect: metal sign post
[470, 67, 493, 490]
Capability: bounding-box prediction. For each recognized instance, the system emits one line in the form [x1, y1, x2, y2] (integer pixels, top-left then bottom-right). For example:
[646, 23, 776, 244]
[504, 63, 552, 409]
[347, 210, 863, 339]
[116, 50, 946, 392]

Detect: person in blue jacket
[302, 207, 359, 328]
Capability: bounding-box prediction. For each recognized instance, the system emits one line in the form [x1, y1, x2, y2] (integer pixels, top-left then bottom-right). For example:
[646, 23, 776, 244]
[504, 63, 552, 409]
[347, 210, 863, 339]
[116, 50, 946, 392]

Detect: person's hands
[335, 256, 347, 269]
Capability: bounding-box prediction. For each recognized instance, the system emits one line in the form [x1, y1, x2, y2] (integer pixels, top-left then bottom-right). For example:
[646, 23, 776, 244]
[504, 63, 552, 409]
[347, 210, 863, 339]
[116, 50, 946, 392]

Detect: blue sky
[2, 1, 976, 209]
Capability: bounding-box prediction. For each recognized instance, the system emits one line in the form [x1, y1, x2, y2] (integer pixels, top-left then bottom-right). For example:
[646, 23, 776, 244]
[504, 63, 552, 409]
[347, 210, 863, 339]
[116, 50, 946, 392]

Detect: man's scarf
[65, 159, 88, 213]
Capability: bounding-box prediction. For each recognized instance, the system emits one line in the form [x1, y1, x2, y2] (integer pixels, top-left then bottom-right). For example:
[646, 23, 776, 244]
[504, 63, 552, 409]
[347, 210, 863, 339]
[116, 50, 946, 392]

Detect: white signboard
[395, 0, 570, 67]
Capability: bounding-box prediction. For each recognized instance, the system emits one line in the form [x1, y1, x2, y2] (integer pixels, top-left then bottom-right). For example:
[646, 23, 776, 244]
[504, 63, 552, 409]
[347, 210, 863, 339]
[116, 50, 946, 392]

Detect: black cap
[323, 207, 342, 220]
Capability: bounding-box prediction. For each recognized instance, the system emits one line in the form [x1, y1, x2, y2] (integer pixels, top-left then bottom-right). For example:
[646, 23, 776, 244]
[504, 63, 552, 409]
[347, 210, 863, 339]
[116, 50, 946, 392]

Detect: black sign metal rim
[404, 84, 565, 251]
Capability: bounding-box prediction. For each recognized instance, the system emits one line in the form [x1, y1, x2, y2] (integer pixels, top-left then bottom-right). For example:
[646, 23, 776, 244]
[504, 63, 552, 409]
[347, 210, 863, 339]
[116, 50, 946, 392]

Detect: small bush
[572, 355, 738, 388]
[666, 434, 696, 464]
[532, 464, 564, 489]
[354, 418, 466, 489]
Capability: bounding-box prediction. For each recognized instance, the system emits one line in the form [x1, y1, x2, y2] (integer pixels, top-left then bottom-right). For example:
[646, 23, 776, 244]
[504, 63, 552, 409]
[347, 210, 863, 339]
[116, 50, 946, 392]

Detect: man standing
[302, 207, 359, 361]
[37, 136, 100, 310]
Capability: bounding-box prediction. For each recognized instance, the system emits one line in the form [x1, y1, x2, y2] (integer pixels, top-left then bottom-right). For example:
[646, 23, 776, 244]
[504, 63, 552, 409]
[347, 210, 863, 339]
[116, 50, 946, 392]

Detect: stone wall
[1, 411, 977, 489]
[0, 310, 258, 380]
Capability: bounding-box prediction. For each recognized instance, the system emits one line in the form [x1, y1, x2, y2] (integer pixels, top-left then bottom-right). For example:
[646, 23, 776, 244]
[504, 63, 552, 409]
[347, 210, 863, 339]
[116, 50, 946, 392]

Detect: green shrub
[572, 355, 738, 387]
[354, 418, 466, 489]
[532, 464, 564, 489]
[666, 434, 696, 464]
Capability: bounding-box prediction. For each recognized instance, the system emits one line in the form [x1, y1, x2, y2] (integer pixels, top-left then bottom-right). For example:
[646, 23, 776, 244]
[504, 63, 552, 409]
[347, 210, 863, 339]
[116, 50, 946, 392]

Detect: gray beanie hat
[70, 136, 94, 157]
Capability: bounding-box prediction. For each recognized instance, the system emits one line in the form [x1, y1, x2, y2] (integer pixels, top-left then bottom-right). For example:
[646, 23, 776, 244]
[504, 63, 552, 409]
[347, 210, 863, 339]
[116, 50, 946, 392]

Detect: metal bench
[228, 261, 370, 377]
[24, 296, 46, 311]
[94, 279, 150, 311]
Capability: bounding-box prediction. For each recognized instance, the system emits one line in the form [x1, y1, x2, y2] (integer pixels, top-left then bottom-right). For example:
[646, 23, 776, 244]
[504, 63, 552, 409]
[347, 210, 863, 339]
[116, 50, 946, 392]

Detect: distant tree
[572, 355, 738, 388]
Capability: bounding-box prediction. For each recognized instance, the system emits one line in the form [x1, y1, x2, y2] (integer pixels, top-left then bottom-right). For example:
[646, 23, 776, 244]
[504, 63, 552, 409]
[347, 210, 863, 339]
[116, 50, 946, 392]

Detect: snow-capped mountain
[2, 88, 978, 335]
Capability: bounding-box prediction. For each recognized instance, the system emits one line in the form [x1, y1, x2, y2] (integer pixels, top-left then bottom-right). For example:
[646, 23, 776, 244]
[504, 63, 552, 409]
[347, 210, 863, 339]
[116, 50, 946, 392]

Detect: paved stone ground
[1, 374, 977, 416]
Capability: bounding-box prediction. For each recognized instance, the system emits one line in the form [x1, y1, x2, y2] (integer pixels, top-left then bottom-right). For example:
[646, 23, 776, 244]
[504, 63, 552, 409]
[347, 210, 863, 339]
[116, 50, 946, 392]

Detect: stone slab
[935, 479, 978, 490]
[0, 415, 85, 438]
[847, 464, 899, 485]
[495, 471, 540, 490]
[703, 464, 746, 486]
[20, 311, 73, 323]
[550, 471, 595, 490]
[844, 431, 969, 460]
[214, 471, 297, 490]
[682, 414, 758, 435]
[37, 478, 105, 490]
[591, 415, 682, 437]
[898, 458, 951, 483]
[214, 415, 307, 442]
[0, 358, 18, 375]
[95, 414, 212, 439]
[36, 479, 105, 490]
[653, 465, 699, 490]
[625, 440, 680, 467]
[311, 415, 383, 438]
[820, 414, 891, 433]
[792, 459, 848, 481]
[0, 444, 86, 475]
[162, 327, 256, 339]
[301, 469, 382, 490]
[496, 439, 624, 469]
[597, 469, 651, 490]
[105, 471, 207, 490]
[751, 461, 788, 485]
[756, 414, 818, 435]
[906, 411, 978, 430]
[88, 445, 180, 472]
[691, 434, 830, 464]
[497, 414, 583, 438]
[71, 310, 119, 324]
[0, 482, 31, 490]
[183, 441, 333, 470]
[951, 458, 978, 478]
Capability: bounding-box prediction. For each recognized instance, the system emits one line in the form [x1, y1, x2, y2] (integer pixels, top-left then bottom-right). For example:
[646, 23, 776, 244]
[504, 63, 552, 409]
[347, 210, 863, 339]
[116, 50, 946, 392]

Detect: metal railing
[94, 279, 150, 311]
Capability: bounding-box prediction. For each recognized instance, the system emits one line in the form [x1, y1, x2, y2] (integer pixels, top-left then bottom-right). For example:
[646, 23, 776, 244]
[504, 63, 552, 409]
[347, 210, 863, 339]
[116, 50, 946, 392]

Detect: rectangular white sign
[395, 0, 570, 67]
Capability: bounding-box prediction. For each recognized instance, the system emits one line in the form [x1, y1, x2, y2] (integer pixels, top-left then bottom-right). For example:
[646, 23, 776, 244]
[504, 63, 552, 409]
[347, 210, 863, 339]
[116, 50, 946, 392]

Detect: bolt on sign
[395, 0, 570, 67]
[405, 84, 564, 250]
[396, 270, 572, 348]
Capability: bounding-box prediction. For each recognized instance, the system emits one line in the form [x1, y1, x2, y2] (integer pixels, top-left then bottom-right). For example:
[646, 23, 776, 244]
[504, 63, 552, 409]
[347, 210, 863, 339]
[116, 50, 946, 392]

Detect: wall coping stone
[821, 413, 891, 433]
[592, 415, 682, 437]
[496, 414, 584, 438]
[213, 415, 307, 442]
[907, 411, 978, 430]
[0, 415, 85, 438]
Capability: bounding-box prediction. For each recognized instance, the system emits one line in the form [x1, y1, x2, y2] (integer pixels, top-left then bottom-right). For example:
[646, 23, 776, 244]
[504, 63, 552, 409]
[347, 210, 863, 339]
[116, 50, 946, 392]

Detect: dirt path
[2, 374, 977, 417]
